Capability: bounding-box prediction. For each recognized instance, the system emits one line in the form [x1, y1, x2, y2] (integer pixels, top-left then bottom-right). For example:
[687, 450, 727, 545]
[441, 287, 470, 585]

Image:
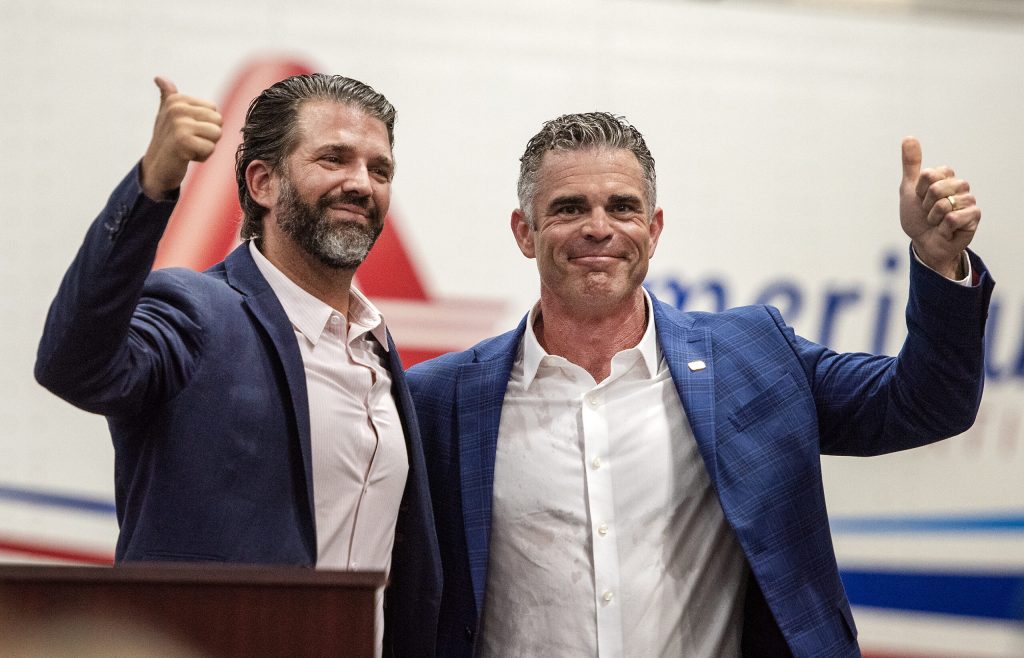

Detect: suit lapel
[384, 332, 418, 456]
[223, 245, 316, 529]
[457, 319, 525, 615]
[653, 297, 719, 485]
[383, 332, 435, 544]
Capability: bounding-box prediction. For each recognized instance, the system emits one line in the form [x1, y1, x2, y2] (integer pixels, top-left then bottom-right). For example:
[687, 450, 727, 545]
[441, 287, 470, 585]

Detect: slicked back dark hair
[517, 112, 656, 227]
[235, 73, 396, 240]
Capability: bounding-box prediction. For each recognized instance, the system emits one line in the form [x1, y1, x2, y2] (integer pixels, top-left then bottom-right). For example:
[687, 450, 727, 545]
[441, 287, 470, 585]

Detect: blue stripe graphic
[0, 485, 116, 515]
[841, 569, 1024, 621]
[831, 513, 1024, 534]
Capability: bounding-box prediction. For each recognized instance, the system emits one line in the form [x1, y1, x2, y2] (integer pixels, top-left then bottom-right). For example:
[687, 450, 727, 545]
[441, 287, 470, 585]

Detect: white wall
[2, 1, 1022, 653]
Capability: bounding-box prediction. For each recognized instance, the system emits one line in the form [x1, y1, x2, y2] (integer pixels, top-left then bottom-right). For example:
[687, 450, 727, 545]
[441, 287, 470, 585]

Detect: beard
[274, 176, 384, 270]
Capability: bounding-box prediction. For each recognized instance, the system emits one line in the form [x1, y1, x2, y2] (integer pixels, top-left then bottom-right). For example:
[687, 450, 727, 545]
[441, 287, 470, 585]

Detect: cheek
[537, 239, 561, 261]
[374, 185, 392, 208]
[628, 228, 654, 251]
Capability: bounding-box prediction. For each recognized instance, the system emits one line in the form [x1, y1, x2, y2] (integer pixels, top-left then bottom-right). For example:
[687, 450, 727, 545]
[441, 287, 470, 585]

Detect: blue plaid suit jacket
[408, 250, 992, 657]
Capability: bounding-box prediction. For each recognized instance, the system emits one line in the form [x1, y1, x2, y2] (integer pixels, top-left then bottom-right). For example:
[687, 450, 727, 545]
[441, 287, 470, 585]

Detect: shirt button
[597, 523, 609, 536]
[602, 590, 614, 603]
[329, 314, 342, 325]
[591, 457, 602, 469]
[586, 395, 600, 407]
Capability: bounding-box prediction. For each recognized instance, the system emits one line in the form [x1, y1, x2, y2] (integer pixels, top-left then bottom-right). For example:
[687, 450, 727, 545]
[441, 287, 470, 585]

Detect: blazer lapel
[223, 245, 316, 528]
[457, 319, 525, 615]
[384, 332, 418, 457]
[653, 297, 719, 485]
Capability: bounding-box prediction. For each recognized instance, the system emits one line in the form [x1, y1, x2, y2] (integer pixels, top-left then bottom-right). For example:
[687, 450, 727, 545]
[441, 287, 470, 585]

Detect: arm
[34, 78, 222, 415]
[804, 249, 992, 456]
[808, 138, 992, 454]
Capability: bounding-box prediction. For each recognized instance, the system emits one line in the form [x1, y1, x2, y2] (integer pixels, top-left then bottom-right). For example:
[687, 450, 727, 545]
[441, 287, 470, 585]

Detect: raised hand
[140, 76, 223, 201]
[899, 137, 980, 280]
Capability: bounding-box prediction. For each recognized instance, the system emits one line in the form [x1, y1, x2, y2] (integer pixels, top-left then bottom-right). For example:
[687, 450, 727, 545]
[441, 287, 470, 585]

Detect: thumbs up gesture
[899, 137, 980, 279]
[140, 76, 223, 201]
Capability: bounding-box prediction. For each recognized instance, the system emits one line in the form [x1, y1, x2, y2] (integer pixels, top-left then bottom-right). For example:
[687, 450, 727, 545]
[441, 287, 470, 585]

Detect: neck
[534, 289, 648, 383]
[258, 238, 356, 316]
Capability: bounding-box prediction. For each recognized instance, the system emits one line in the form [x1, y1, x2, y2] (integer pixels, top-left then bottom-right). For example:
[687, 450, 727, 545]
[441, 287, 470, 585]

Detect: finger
[154, 76, 178, 102]
[166, 103, 223, 126]
[923, 179, 971, 210]
[182, 135, 219, 163]
[166, 118, 222, 156]
[938, 208, 981, 242]
[926, 192, 977, 226]
[172, 95, 220, 113]
[951, 192, 977, 211]
[915, 166, 957, 200]
[901, 137, 922, 185]
[190, 120, 223, 144]
[191, 106, 223, 126]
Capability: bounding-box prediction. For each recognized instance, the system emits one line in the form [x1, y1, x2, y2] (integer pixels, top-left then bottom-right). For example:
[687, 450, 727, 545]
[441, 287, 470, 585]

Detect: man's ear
[245, 160, 276, 210]
[511, 209, 536, 259]
[648, 207, 664, 258]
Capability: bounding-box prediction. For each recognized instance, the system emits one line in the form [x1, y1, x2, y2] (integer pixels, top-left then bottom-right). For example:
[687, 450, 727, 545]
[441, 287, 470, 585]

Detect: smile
[569, 255, 623, 263]
[328, 203, 369, 217]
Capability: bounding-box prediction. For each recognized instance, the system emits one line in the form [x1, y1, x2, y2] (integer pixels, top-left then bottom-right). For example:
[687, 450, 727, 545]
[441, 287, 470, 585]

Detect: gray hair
[236, 73, 396, 241]
[517, 112, 656, 227]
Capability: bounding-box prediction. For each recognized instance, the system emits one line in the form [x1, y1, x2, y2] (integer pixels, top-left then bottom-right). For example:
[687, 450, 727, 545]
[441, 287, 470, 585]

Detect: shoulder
[652, 297, 784, 335]
[140, 263, 239, 315]
[146, 261, 231, 291]
[407, 329, 512, 377]
[407, 323, 524, 387]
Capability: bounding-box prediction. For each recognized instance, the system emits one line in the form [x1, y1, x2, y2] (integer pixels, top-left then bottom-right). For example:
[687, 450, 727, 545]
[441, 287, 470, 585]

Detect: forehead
[534, 148, 646, 202]
[293, 100, 392, 156]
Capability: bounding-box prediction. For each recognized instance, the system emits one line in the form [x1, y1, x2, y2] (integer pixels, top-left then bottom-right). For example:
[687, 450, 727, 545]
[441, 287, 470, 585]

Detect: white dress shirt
[251, 242, 408, 654]
[481, 292, 748, 657]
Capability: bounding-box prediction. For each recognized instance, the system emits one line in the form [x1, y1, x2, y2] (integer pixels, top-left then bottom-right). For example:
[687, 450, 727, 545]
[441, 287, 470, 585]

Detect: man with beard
[35, 74, 441, 658]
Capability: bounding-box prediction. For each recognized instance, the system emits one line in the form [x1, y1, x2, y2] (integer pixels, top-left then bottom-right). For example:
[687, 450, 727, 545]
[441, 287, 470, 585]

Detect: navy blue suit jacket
[35, 167, 442, 657]
[407, 252, 992, 657]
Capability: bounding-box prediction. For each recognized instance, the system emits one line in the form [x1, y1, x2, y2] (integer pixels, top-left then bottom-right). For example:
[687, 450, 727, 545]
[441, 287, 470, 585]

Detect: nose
[581, 209, 613, 242]
[341, 163, 372, 197]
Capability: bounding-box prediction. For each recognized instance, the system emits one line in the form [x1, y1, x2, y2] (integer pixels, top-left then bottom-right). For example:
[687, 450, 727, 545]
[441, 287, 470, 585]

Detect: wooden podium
[0, 564, 385, 657]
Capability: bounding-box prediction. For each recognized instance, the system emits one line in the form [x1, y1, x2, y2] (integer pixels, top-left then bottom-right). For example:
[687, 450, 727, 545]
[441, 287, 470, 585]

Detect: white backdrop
[2, 1, 1022, 654]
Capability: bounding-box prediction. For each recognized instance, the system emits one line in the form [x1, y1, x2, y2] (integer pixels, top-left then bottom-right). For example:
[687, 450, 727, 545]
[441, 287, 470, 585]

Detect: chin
[580, 280, 626, 300]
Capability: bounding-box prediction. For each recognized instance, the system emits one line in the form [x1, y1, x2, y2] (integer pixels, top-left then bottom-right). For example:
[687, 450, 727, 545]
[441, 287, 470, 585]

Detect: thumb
[901, 136, 922, 184]
[154, 76, 178, 103]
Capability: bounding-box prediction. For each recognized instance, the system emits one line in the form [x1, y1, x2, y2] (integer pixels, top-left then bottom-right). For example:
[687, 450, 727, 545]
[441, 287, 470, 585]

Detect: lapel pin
[688, 360, 706, 372]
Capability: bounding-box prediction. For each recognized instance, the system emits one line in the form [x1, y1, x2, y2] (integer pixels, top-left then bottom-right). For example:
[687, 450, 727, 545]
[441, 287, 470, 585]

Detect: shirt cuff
[911, 247, 972, 287]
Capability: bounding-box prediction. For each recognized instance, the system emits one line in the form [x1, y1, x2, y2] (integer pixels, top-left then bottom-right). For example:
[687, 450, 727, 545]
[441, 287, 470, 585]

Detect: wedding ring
[946, 195, 957, 211]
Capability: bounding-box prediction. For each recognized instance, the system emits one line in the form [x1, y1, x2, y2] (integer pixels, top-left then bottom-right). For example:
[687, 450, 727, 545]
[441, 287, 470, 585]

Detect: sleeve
[34, 164, 205, 416]
[787, 247, 994, 456]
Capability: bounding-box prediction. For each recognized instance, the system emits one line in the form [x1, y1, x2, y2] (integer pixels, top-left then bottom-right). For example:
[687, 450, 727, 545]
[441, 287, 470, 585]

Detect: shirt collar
[521, 289, 660, 389]
[248, 241, 389, 350]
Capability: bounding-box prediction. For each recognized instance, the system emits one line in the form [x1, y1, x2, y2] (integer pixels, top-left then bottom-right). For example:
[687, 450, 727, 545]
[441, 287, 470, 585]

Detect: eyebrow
[547, 194, 589, 211]
[314, 143, 395, 170]
[608, 194, 643, 207]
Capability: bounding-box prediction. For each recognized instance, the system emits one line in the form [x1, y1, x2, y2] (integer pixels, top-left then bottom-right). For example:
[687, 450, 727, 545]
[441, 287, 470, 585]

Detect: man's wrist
[911, 246, 972, 286]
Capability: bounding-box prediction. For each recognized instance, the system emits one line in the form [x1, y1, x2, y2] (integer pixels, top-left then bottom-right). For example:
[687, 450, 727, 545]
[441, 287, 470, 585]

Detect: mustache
[316, 192, 378, 222]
